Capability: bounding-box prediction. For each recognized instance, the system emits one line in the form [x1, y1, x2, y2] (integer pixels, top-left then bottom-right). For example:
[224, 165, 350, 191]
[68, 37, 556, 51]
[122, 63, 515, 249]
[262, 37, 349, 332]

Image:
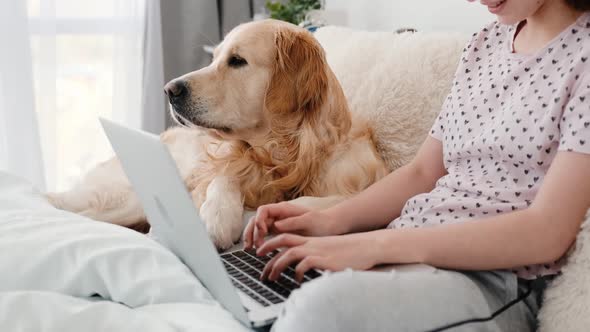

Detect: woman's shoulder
[457, 21, 510, 66]
[565, 12, 590, 50]
[460, 20, 516, 54]
[560, 12, 590, 60]
[466, 20, 511, 46]
[576, 11, 590, 31]
[564, 13, 590, 91]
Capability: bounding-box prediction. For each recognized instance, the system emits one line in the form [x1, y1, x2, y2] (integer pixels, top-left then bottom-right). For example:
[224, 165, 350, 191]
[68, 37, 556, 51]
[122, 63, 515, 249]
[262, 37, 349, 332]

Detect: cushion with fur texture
[538, 211, 590, 332]
[315, 26, 590, 331]
[314, 27, 466, 170]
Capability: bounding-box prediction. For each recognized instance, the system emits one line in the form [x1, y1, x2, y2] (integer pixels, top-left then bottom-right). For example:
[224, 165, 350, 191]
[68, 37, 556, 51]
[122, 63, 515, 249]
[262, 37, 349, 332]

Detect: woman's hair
[566, 0, 590, 11]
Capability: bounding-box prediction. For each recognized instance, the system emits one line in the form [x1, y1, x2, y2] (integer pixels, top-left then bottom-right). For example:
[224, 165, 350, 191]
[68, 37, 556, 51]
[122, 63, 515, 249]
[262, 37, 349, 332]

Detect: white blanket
[0, 172, 249, 332]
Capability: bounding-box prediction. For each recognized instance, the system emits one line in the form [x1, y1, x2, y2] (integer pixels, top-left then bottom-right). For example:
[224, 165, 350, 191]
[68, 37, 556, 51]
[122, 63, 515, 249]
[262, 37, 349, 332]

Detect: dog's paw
[45, 192, 65, 209]
[200, 197, 244, 250]
[44, 190, 92, 213]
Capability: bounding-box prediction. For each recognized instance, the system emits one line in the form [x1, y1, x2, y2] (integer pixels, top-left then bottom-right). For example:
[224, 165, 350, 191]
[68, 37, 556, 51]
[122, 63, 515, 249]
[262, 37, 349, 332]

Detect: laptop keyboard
[221, 249, 322, 307]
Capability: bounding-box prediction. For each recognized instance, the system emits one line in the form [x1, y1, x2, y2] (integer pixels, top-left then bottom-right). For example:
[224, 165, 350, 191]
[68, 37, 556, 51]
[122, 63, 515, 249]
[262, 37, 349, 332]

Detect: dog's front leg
[197, 176, 244, 250]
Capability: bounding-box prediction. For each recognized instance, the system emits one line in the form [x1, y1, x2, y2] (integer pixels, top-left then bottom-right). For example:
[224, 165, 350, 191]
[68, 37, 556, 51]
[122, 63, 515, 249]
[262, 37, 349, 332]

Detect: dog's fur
[46, 20, 387, 249]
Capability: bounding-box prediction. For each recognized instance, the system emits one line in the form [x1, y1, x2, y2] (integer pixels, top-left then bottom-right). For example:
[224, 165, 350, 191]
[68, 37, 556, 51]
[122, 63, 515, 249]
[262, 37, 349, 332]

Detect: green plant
[265, 0, 322, 25]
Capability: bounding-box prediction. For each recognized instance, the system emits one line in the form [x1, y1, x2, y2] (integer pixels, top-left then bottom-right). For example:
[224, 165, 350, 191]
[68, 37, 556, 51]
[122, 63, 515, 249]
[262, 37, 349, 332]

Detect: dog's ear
[265, 27, 328, 117]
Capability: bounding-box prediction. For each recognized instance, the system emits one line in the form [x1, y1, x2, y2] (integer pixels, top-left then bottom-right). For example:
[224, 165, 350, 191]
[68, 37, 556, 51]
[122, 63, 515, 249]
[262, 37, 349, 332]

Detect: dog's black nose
[164, 80, 188, 103]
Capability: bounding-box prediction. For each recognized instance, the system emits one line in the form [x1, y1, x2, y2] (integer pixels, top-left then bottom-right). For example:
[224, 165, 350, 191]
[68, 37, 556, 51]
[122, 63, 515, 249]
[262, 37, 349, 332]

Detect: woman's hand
[242, 202, 344, 249]
[256, 232, 380, 282]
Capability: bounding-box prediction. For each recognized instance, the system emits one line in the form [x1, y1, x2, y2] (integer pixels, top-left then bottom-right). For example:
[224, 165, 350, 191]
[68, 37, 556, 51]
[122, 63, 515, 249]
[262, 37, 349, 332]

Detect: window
[27, 0, 147, 191]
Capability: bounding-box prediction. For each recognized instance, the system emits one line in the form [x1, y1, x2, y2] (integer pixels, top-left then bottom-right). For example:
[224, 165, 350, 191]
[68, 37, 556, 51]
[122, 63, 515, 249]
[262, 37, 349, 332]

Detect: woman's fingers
[253, 206, 276, 248]
[252, 203, 311, 248]
[256, 233, 306, 256]
[243, 216, 256, 249]
[266, 202, 310, 219]
[272, 215, 306, 234]
[253, 203, 286, 247]
[253, 219, 269, 248]
[255, 203, 309, 229]
[254, 207, 270, 241]
[268, 248, 306, 281]
[295, 256, 326, 283]
[260, 250, 286, 280]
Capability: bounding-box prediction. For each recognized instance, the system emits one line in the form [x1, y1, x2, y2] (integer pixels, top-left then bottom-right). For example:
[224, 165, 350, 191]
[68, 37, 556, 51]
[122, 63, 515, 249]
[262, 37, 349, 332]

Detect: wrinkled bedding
[0, 172, 249, 332]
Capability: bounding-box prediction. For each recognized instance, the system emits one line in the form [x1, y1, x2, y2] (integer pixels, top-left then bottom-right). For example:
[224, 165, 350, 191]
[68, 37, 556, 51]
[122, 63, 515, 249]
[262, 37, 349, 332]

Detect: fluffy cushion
[315, 26, 590, 331]
[314, 26, 467, 170]
[538, 211, 590, 331]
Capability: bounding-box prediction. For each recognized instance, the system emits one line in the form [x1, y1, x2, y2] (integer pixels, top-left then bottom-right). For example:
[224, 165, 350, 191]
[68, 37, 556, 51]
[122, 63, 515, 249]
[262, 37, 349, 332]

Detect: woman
[243, 0, 590, 331]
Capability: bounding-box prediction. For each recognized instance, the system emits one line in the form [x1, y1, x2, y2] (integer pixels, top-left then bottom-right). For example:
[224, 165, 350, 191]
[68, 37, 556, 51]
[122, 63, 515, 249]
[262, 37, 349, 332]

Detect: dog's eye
[228, 55, 247, 68]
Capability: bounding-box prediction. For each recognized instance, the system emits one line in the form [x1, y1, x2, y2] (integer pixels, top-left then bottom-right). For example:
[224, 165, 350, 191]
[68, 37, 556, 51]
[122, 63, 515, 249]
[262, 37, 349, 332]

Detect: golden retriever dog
[46, 19, 387, 249]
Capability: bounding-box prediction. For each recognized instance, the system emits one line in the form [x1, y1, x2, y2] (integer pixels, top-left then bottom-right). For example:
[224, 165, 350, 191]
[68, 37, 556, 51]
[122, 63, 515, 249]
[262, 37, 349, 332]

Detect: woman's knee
[271, 270, 366, 332]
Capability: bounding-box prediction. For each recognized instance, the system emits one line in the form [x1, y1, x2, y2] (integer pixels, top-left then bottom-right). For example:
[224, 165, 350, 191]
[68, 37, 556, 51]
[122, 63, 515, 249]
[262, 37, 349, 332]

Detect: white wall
[324, 0, 495, 33]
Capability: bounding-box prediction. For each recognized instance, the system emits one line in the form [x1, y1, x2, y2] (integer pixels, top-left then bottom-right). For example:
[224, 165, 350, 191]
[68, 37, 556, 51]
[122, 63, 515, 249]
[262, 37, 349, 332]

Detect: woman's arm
[257, 151, 590, 281]
[325, 136, 448, 234]
[376, 151, 590, 270]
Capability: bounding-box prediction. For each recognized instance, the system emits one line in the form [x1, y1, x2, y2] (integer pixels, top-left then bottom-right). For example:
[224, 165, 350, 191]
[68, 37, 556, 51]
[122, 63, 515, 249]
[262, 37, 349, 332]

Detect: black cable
[424, 280, 538, 332]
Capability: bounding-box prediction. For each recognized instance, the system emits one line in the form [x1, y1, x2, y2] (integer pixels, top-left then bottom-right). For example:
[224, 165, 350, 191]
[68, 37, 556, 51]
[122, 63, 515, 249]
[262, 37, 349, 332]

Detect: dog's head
[164, 19, 329, 141]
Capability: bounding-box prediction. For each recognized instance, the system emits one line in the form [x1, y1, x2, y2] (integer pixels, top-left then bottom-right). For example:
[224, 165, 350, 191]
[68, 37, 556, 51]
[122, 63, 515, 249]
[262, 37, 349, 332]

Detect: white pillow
[0, 172, 248, 331]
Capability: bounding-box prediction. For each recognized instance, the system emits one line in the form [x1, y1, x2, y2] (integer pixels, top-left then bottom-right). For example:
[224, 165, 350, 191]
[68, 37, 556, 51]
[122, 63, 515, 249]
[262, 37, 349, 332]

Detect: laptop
[99, 118, 322, 327]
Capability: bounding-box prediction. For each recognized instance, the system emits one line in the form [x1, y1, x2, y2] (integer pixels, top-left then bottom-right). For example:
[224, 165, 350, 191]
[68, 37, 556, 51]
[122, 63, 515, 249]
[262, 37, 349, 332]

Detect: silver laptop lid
[99, 118, 250, 326]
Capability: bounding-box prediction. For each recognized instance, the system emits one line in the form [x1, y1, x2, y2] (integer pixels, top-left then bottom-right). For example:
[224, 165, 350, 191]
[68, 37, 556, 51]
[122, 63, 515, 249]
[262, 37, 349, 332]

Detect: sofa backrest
[315, 27, 467, 170]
